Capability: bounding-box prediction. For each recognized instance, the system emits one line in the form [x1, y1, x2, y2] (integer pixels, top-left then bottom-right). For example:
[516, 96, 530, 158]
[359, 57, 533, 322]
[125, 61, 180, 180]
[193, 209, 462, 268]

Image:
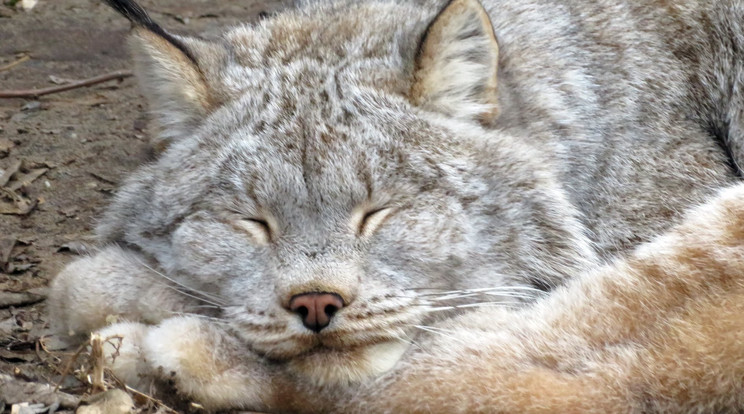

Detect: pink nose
[289, 292, 344, 332]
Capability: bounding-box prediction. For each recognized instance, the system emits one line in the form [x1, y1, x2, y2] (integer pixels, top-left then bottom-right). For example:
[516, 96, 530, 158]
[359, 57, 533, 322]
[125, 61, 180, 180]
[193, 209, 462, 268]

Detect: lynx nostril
[325, 304, 339, 317]
[289, 292, 344, 333]
[295, 305, 309, 319]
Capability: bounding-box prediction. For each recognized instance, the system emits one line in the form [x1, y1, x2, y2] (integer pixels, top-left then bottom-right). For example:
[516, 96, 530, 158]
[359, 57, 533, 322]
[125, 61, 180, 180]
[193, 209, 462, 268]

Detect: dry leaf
[0, 159, 21, 187]
[0, 291, 45, 309]
[8, 168, 48, 191]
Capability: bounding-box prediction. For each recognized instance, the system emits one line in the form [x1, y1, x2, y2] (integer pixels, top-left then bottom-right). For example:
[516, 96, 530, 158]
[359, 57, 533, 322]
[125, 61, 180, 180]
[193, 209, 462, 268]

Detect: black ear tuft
[102, 0, 197, 64]
[102, 0, 154, 28]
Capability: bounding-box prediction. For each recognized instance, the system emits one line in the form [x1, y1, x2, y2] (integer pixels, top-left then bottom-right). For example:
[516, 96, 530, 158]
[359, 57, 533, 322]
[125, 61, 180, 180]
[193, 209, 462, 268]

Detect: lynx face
[137, 95, 486, 369]
[94, 0, 595, 384]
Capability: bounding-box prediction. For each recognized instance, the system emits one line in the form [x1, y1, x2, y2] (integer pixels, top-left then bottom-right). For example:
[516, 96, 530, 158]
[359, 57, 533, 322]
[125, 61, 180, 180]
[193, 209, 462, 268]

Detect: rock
[10, 402, 47, 414]
[20, 0, 37, 12]
[20, 101, 40, 112]
[76, 389, 134, 414]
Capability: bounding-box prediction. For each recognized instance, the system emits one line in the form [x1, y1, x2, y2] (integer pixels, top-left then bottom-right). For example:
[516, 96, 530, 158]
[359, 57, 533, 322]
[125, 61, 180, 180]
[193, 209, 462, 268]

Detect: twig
[34, 339, 46, 366]
[106, 369, 180, 414]
[89, 333, 106, 392]
[124, 384, 180, 414]
[37, 336, 63, 367]
[0, 70, 133, 99]
[54, 341, 89, 392]
[0, 55, 30, 72]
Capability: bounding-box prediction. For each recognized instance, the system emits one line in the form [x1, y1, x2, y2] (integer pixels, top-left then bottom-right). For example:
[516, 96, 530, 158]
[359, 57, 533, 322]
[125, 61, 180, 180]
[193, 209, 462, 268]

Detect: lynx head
[98, 0, 594, 384]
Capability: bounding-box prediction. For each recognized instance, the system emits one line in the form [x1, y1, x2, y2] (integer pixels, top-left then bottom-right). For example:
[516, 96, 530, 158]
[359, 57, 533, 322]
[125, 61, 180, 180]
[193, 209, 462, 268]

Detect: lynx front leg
[48, 246, 202, 338]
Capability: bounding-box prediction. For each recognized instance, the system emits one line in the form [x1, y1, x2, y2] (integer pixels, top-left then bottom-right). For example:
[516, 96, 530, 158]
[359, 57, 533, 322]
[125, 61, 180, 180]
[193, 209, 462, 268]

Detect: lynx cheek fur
[48, 0, 744, 411]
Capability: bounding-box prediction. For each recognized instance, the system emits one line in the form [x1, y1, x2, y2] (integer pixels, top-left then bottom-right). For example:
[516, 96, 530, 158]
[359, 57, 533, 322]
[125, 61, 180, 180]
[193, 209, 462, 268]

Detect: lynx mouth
[230, 301, 420, 377]
[285, 340, 410, 385]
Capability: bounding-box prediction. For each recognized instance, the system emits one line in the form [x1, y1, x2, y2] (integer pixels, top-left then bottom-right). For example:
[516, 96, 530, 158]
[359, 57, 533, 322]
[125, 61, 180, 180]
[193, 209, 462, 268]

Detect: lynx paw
[98, 317, 273, 411]
[96, 322, 155, 391]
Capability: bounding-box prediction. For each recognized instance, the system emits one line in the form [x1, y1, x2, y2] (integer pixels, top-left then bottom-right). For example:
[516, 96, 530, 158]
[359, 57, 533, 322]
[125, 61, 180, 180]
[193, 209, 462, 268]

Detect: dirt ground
[0, 1, 288, 412]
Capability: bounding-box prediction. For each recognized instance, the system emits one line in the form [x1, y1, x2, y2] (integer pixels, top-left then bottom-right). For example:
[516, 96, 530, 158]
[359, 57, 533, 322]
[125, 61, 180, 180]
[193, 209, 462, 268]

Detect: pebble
[76, 389, 134, 414]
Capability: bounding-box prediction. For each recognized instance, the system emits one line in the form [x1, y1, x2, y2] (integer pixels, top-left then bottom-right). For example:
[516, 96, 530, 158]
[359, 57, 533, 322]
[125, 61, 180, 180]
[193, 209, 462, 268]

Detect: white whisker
[420, 301, 520, 312]
[149, 279, 227, 309]
[134, 257, 229, 307]
[455, 302, 518, 309]
[167, 311, 231, 325]
[411, 325, 465, 344]
[392, 331, 419, 348]
[416, 286, 546, 298]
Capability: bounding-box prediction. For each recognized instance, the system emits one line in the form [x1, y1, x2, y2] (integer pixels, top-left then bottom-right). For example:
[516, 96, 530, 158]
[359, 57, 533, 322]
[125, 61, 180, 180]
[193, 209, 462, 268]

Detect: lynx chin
[50, 0, 744, 412]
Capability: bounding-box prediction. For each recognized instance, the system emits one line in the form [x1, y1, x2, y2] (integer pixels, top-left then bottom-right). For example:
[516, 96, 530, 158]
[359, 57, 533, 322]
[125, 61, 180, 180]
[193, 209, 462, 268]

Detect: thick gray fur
[49, 0, 744, 411]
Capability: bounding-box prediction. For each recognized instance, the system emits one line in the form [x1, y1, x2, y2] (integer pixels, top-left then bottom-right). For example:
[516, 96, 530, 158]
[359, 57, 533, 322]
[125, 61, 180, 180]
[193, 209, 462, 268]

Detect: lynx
[49, 0, 744, 411]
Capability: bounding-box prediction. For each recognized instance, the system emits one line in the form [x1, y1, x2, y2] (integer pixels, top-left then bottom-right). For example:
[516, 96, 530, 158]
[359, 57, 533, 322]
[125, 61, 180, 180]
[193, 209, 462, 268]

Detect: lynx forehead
[49, 0, 744, 410]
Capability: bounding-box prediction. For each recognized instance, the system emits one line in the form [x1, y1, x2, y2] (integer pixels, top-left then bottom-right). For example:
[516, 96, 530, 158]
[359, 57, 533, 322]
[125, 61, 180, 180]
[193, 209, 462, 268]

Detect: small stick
[0, 70, 133, 99]
[34, 339, 46, 366]
[106, 369, 180, 414]
[54, 341, 89, 391]
[89, 333, 106, 392]
[37, 335, 63, 366]
[123, 384, 180, 414]
[0, 55, 30, 72]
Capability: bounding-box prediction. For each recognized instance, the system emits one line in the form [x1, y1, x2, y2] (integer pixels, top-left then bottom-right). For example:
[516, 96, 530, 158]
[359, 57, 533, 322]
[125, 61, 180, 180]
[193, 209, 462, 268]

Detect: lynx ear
[103, 0, 225, 143]
[129, 30, 225, 142]
[411, 0, 499, 123]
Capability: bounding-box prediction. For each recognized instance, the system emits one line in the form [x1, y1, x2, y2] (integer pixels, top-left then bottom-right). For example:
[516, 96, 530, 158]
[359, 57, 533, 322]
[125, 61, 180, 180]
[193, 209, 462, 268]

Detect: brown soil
[0, 1, 287, 412]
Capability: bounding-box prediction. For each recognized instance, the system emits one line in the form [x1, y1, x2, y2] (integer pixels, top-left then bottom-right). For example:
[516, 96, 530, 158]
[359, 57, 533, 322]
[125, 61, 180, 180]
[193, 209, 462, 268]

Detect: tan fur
[278, 184, 744, 413]
[49, 0, 744, 411]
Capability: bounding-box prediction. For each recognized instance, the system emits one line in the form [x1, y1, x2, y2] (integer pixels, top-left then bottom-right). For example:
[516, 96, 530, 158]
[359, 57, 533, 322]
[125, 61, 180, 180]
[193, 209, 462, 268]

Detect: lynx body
[49, 0, 744, 411]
